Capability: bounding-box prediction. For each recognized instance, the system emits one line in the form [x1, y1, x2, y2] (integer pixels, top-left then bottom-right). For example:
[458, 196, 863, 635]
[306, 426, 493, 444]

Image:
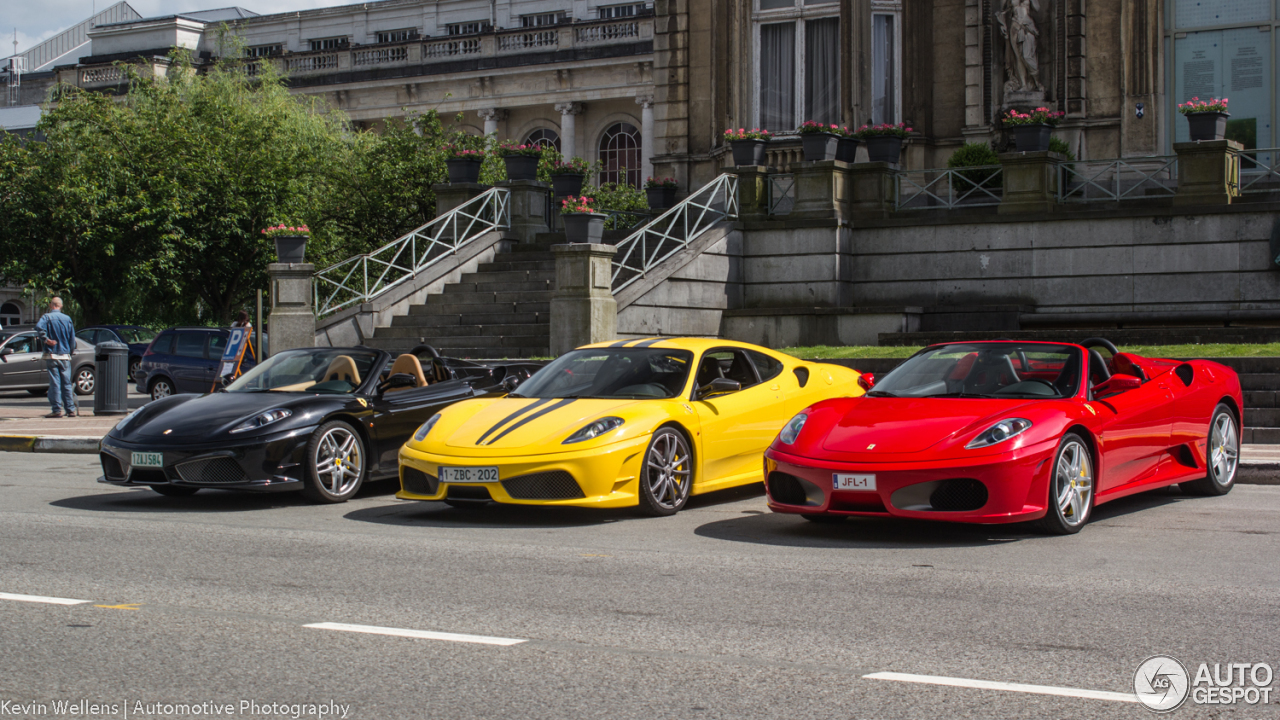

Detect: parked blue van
[135, 327, 261, 400]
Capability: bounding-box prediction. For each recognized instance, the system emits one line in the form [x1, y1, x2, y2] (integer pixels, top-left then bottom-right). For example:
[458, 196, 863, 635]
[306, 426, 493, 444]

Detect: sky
[5, 0, 356, 56]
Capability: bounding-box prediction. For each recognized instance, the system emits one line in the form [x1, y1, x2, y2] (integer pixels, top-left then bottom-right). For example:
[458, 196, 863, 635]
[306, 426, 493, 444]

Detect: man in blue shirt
[35, 297, 77, 418]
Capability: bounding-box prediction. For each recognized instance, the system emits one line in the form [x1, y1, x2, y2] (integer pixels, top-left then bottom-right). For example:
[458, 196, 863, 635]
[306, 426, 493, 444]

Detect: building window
[376, 29, 417, 44]
[871, 13, 898, 124]
[308, 37, 349, 52]
[245, 44, 281, 58]
[0, 302, 20, 326]
[522, 12, 568, 27]
[599, 122, 642, 187]
[447, 21, 488, 36]
[755, 1, 841, 131]
[599, 3, 646, 19]
[525, 128, 561, 152]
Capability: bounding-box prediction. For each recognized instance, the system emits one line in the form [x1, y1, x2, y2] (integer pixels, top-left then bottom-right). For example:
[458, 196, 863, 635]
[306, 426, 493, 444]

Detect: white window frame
[599, 3, 648, 20]
[375, 28, 417, 44]
[752, 0, 841, 130]
[871, 2, 903, 125]
[308, 37, 349, 52]
[245, 44, 281, 58]
[447, 21, 488, 36]
[521, 12, 568, 28]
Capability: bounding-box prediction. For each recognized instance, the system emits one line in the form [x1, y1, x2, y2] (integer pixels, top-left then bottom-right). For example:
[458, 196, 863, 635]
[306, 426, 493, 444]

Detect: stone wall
[616, 227, 742, 337]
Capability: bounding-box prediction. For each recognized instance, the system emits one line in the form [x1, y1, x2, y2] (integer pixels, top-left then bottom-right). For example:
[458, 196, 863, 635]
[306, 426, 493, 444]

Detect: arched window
[524, 128, 560, 152]
[598, 122, 641, 187]
[0, 302, 21, 326]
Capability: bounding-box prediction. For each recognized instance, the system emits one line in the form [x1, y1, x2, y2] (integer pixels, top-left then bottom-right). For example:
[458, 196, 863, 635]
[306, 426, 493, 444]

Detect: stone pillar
[478, 108, 507, 138]
[729, 165, 769, 221]
[555, 102, 584, 159]
[433, 182, 486, 216]
[498, 179, 552, 244]
[998, 151, 1064, 215]
[846, 162, 898, 215]
[791, 161, 850, 221]
[550, 243, 618, 356]
[268, 263, 315, 353]
[637, 94, 655, 181]
[1174, 140, 1242, 207]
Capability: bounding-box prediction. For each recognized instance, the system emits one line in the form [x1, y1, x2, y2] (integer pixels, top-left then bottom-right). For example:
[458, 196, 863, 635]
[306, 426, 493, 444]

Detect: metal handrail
[1059, 156, 1177, 203]
[1238, 147, 1280, 194]
[895, 165, 1003, 210]
[313, 187, 511, 317]
[611, 173, 739, 294]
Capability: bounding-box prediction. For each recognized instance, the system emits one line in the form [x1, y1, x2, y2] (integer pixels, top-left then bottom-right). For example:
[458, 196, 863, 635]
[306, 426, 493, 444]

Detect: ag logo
[1135, 655, 1190, 713]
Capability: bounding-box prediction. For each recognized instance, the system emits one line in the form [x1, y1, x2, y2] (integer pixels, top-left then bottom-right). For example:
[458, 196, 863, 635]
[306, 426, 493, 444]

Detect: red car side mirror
[1093, 374, 1142, 398]
[857, 373, 876, 391]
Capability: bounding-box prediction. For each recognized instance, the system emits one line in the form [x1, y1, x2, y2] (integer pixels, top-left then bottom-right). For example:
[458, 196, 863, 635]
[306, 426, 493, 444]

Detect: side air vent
[793, 367, 810, 388]
[767, 471, 823, 506]
[401, 467, 439, 495]
[1174, 364, 1193, 387]
[100, 453, 125, 481]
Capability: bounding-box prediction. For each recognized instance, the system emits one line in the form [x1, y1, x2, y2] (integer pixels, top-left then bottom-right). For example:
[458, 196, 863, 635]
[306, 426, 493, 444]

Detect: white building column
[555, 102, 585, 159]
[478, 108, 507, 138]
[636, 94, 655, 181]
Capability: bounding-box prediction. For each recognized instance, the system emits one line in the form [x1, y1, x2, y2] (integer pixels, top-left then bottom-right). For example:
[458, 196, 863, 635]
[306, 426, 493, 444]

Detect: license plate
[439, 466, 499, 483]
[131, 452, 163, 468]
[834, 473, 876, 491]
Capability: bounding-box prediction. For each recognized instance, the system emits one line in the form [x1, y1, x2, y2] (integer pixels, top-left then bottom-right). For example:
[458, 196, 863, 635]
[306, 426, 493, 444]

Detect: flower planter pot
[1011, 123, 1053, 152]
[273, 235, 307, 264]
[551, 172, 586, 197]
[729, 139, 767, 167]
[864, 136, 904, 164]
[836, 136, 860, 163]
[446, 157, 483, 184]
[562, 212, 608, 243]
[801, 132, 839, 162]
[503, 155, 540, 181]
[646, 186, 678, 210]
[1186, 112, 1229, 142]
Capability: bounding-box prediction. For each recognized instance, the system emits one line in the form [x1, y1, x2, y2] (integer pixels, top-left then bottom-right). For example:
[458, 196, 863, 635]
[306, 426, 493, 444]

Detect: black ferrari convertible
[98, 346, 540, 502]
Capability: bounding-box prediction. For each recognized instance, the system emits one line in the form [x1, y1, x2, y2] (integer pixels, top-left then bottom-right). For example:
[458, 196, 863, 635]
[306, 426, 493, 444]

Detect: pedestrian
[36, 296, 77, 418]
[232, 310, 251, 329]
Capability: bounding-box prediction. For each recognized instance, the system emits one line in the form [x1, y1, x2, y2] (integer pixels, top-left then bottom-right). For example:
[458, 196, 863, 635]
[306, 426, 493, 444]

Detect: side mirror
[697, 377, 741, 399]
[857, 372, 876, 391]
[379, 372, 418, 394]
[1093, 374, 1142, 399]
[0, 347, 12, 358]
[500, 375, 521, 393]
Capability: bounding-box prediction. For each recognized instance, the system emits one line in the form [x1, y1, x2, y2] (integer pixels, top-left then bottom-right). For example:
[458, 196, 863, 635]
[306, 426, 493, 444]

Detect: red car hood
[821, 397, 1037, 454]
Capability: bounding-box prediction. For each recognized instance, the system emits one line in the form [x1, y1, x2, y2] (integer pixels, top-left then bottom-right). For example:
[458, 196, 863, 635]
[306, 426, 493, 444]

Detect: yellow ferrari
[397, 338, 863, 515]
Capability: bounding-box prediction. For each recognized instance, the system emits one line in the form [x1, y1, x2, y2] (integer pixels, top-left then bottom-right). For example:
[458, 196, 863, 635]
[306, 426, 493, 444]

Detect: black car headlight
[413, 414, 442, 442]
[230, 408, 293, 434]
[966, 418, 1032, 449]
[563, 417, 624, 444]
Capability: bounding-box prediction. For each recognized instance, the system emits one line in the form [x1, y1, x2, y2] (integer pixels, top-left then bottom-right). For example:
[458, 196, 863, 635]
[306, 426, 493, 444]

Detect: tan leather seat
[387, 354, 427, 392]
[323, 355, 361, 385]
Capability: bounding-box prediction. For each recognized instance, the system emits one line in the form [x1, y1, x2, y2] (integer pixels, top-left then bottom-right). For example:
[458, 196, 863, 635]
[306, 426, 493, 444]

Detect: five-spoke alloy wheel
[1040, 433, 1094, 535]
[638, 426, 693, 516]
[1182, 404, 1239, 496]
[302, 420, 366, 503]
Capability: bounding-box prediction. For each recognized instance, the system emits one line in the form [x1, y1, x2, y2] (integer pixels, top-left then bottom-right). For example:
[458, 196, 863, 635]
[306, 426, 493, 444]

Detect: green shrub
[946, 142, 1001, 190]
[1049, 137, 1076, 162]
[588, 180, 649, 230]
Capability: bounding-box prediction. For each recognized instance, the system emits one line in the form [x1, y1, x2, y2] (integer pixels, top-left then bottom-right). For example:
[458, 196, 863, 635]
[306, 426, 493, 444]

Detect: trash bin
[94, 341, 130, 415]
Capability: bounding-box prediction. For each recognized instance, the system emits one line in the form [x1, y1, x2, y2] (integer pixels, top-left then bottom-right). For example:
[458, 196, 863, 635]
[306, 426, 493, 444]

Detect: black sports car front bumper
[98, 426, 317, 493]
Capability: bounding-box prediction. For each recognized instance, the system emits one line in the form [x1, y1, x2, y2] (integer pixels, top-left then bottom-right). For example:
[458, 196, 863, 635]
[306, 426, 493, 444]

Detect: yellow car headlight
[563, 417, 624, 444]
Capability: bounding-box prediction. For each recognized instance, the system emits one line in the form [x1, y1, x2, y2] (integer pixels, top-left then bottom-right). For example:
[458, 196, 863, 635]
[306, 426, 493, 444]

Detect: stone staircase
[365, 243, 555, 358]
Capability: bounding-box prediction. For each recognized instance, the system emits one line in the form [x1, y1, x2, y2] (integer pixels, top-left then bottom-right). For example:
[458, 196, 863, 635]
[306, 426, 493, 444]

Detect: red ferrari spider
[764, 339, 1242, 534]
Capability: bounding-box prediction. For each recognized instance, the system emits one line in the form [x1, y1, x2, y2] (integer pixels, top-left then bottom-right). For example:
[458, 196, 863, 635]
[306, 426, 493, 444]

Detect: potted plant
[723, 128, 772, 167]
[799, 121, 841, 162]
[1178, 96, 1230, 141]
[498, 142, 543, 182]
[262, 223, 310, 264]
[444, 145, 486, 184]
[549, 156, 590, 197]
[645, 177, 679, 210]
[854, 123, 913, 164]
[836, 126, 860, 163]
[1001, 107, 1065, 152]
[560, 195, 607, 243]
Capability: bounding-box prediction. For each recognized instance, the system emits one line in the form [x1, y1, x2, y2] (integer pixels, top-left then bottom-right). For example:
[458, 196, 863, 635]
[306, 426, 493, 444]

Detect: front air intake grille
[502, 471, 584, 500]
[175, 457, 247, 484]
[128, 469, 169, 484]
[767, 471, 810, 506]
[401, 467, 439, 495]
[100, 453, 125, 481]
[929, 478, 988, 512]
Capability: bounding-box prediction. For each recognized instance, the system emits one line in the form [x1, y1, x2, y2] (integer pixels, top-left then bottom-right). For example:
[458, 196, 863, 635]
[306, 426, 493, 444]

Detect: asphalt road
[2, 452, 1277, 719]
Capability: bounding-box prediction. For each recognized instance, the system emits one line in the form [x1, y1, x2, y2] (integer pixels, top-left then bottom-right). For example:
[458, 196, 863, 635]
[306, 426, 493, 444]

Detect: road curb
[0, 435, 100, 454]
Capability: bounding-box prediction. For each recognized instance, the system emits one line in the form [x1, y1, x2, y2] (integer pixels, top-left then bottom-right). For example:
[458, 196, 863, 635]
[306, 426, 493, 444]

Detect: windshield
[514, 348, 694, 399]
[226, 349, 381, 394]
[871, 343, 1083, 399]
[117, 327, 157, 344]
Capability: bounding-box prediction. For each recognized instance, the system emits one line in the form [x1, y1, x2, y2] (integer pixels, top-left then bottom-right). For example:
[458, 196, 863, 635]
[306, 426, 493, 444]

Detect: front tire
[637, 426, 693, 516]
[151, 485, 199, 497]
[149, 378, 174, 400]
[1181, 404, 1239, 496]
[74, 366, 95, 396]
[1037, 433, 1095, 535]
[301, 420, 366, 503]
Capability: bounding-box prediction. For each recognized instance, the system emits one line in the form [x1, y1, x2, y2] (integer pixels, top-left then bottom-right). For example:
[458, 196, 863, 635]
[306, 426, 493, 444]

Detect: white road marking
[0, 592, 92, 606]
[864, 672, 1139, 703]
[304, 622, 527, 646]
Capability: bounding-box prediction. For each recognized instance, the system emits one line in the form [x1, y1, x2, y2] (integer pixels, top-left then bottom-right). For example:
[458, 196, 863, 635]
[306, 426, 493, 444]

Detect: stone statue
[998, 0, 1043, 94]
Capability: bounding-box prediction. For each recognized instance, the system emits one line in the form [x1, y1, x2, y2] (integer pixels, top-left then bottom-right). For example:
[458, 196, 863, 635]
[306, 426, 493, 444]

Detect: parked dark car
[77, 325, 157, 379]
[135, 327, 259, 400]
[0, 329, 97, 396]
